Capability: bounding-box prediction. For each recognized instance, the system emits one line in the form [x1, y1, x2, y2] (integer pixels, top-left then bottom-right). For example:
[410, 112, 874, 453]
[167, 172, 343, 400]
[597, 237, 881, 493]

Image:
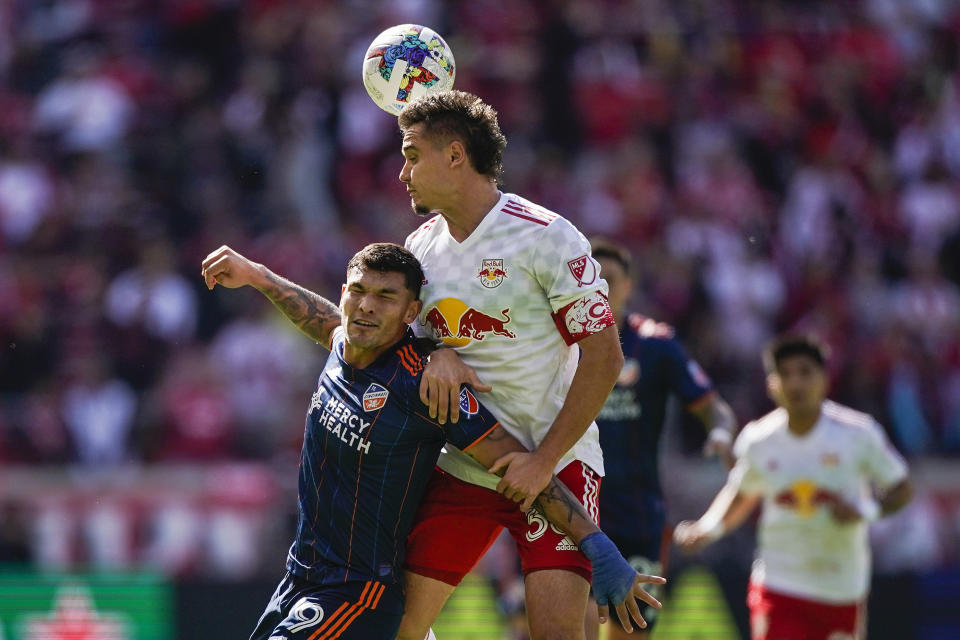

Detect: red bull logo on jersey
[774, 478, 837, 517]
[422, 298, 517, 346]
[476, 258, 507, 289]
[459, 388, 479, 417]
[362, 383, 389, 412]
[567, 254, 597, 287]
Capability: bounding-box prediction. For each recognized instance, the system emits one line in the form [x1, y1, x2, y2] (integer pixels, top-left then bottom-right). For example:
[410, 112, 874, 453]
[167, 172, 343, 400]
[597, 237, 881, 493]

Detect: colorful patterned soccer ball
[362, 24, 456, 116]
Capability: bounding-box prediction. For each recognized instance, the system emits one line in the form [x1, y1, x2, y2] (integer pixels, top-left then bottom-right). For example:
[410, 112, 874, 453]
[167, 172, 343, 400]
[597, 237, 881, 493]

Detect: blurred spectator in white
[142, 499, 203, 576]
[83, 499, 133, 568]
[33, 45, 135, 153]
[33, 499, 75, 570]
[0, 139, 56, 244]
[898, 160, 960, 252]
[890, 250, 960, 353]
[60, 354, 137, 467]
[105, 240, 197, 343]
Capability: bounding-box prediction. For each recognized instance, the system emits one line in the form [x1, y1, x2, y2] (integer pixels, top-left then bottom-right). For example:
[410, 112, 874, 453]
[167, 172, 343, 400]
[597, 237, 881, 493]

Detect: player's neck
[440, 182, 500, 243]
[342, 334, 405, 369]
[785, 405, 822, 436]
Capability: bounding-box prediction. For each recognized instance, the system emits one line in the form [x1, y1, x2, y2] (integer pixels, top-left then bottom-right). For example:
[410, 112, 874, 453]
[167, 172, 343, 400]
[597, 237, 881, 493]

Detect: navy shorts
[249, 572, 404, 640]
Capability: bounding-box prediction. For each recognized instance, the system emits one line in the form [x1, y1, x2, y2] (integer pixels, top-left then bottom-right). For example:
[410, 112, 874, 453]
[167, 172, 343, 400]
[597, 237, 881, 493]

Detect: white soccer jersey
[405, 192, 610, 489]
[728, 400, 909, 603]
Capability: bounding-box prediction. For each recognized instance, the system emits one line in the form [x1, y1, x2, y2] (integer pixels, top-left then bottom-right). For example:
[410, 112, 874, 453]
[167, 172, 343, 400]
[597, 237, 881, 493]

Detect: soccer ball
[361, 24, 456, 116]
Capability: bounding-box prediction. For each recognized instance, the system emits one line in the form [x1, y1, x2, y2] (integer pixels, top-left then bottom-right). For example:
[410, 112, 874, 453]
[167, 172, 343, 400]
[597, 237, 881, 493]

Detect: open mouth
[353, 319, 377, 328]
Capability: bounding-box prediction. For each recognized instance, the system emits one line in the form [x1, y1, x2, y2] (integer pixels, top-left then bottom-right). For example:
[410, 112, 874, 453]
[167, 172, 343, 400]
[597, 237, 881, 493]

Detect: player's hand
[703, 428, 735, 469]
[489, 451, 554, 511]
[201, 245, 264, 291]
[420, 349, 491, 424]
[597, 573, 665, 633]
[673, 520, 712, 554]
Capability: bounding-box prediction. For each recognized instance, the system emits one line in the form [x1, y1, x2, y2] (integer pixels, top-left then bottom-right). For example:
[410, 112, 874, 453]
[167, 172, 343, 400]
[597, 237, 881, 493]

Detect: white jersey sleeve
[728, 419, 770, 495]
[530, 217, 608, 311]
[859, 419, 909, 490]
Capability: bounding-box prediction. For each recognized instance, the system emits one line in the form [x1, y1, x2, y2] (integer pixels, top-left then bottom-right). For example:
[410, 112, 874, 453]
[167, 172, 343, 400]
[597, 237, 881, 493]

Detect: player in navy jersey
[586, 239, 739, 640]
[201, 243, 665, 639]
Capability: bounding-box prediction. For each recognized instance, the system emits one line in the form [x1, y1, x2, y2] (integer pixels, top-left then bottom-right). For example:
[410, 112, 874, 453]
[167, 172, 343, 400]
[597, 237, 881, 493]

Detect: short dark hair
[763, 334, 829, 373]
[398, 90, 507, 182]
[347, 243, 424, 299]
[590, 238, 632, 275]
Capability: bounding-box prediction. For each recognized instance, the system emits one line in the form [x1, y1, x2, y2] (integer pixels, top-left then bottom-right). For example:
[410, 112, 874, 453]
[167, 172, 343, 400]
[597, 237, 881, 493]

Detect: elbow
[599, 335, 624, 385]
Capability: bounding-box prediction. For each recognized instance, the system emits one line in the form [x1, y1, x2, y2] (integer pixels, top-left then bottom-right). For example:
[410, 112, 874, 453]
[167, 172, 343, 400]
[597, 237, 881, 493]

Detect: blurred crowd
[1, 0, 960, 577]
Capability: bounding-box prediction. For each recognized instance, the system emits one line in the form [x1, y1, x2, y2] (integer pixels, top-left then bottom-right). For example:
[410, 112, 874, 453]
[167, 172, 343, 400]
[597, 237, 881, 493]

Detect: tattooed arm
[201, 245, 341, 349]
[463, 424, 600, 543]
[464, 422, 665, 630]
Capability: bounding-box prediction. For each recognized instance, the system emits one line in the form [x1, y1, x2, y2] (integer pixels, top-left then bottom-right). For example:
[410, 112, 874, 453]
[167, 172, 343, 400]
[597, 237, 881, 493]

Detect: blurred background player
[674, 334, 913, 640]
[201, 243, 663, 639]
[397, 91, 627, 639]
[586, 238, 738, 640]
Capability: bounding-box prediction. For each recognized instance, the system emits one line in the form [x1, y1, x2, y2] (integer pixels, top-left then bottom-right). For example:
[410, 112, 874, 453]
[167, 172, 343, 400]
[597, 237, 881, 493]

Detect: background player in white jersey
[674, 334, 913, 640]
[395, 91, 627, 639]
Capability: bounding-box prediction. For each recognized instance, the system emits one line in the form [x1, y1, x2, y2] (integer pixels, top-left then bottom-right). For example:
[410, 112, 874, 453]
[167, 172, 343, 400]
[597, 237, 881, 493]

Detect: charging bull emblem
[422, 298, 517, 346]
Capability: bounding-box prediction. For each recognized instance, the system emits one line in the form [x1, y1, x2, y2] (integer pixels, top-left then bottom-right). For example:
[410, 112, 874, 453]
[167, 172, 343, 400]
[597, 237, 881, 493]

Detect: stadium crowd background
[0, 0, 959, 636]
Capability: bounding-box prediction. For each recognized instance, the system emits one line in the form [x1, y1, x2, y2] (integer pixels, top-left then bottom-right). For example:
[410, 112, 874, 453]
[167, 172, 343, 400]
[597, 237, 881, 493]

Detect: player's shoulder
[739, 408, 787, 446]
[497, 193, 562, 228]
[391, 336, 427, 382]
[497, 193, 589, 243]
[626, 313, 677, 343]
[405, 214, 444, 249]
[820, 400, 881, 435]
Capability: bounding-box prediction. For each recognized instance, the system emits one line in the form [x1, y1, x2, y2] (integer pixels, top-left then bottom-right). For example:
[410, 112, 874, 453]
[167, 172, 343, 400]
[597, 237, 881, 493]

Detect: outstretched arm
[201, 245, 341, 348]
[465, 425, 664, 633]
[673, 483, 761, 553]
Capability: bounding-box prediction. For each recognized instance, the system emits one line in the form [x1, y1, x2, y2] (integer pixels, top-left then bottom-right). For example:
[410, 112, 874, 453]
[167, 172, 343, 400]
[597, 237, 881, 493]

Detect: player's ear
[404, 298, 422, 324]
[448, 140, 466, 168]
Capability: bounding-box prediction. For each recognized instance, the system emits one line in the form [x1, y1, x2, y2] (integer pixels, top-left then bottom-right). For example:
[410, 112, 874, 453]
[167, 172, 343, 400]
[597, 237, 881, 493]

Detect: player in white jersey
[394, 91, 636, 639]
[674, 334, 912, 640]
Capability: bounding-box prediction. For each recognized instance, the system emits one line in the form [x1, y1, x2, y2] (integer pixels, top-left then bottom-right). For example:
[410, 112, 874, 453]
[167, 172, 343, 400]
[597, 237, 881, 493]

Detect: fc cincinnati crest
[362, 383, 389, 412]
[459, 387, 479, 417]
[567, 255, 597, 287]
[477, 259, 507, 288]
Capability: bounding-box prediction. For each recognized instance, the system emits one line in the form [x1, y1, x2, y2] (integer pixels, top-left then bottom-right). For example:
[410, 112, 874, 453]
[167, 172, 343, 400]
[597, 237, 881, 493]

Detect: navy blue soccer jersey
[285, 327, 499, 586]
[596, 314, 714, 543]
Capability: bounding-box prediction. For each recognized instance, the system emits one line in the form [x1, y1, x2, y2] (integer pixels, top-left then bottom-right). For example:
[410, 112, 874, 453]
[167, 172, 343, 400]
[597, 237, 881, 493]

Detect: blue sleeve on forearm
[579, 532, 635, 606]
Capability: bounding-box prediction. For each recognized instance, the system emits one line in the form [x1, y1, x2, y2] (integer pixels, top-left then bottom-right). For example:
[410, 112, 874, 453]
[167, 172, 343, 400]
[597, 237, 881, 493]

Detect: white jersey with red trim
[729, 400, 909, 603]
[405, 192, 612, 490]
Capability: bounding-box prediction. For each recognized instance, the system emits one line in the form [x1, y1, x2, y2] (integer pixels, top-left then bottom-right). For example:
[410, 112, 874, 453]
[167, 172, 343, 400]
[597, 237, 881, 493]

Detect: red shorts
[747, 581, 865, 640]
[404, 461, 601, 586]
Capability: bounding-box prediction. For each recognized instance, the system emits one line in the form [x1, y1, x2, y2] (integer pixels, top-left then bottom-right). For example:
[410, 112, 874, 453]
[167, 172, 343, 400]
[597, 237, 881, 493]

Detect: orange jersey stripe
[460, 422, 501, 453]
[305, 600, 353, 640]
[320, 582, 384, 640]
